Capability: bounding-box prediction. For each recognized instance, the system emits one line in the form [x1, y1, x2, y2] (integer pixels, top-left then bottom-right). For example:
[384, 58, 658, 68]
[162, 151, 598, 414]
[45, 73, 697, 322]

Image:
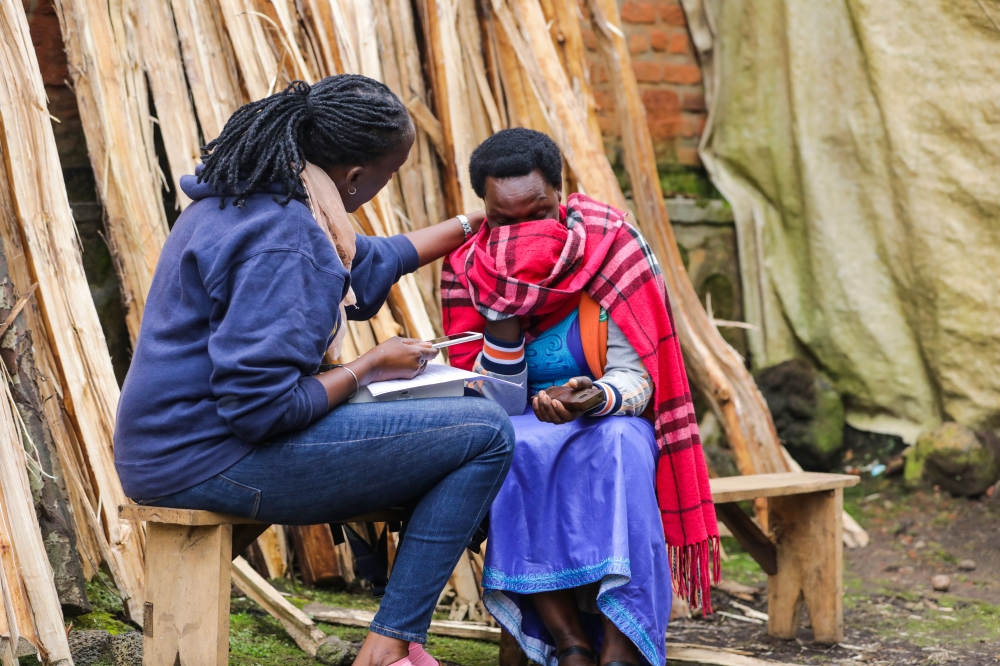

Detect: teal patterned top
[525, 310, 589, 392]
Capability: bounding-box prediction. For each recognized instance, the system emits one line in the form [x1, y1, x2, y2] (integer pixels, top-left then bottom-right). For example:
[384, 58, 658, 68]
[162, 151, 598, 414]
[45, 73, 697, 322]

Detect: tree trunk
[0, 239, 90, 617]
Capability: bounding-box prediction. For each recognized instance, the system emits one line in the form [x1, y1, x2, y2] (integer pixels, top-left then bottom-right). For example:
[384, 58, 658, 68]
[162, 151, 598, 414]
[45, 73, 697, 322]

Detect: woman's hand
[359, 337, 439, 384]
[532, 377, 594, 424]
[316, 338, 437, 409]
[403, 210, 487, 267]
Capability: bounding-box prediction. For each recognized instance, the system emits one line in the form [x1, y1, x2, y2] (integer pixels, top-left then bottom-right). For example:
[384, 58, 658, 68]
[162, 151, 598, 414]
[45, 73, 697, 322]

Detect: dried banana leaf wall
[0, 0, 809, 651]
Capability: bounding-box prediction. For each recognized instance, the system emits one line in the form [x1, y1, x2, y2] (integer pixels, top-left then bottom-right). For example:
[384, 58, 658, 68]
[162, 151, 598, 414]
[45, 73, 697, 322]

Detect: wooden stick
[232, 556, 326, 656]
[667, 644, 804, 666]
[2, 0, 146, 623]
[168, 0, 244, 140]
[0, 471, 35, 654]
[304, 603, 502, 642]
[539, 0, 601, 140]
[415, 0, 465, 216]
[0, 378, 71, 662]
[489, 0, 625, 209]
[583, 0, 788, 480]
[288, 525, 341, 586]
[136, 0, 202, 208]
[52, 0, 170, 343]
[255, 525, 289, 579]
[406, 97, 447, 158]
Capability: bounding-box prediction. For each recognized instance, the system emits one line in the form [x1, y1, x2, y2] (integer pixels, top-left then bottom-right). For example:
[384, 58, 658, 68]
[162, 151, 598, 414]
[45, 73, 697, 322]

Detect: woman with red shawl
[442, 129, 719, 666]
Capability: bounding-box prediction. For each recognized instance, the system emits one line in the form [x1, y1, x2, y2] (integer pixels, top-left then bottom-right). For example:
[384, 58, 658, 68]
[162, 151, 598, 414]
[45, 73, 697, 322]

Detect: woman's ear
[346, 166, 363, 190]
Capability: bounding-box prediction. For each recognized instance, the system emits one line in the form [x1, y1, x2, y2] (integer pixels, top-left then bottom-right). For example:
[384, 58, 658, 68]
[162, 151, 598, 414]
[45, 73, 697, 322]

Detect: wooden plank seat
[710, 472, 858, 643]
[119, 504, 407, 666]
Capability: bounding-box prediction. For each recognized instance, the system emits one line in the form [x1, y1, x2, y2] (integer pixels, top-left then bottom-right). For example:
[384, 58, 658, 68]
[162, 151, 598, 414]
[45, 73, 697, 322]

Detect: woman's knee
[461, 398, 516, 461]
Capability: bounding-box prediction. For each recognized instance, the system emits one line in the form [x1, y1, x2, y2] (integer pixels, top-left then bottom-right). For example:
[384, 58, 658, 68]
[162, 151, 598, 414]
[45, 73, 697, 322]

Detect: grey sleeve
[592, 318, 652, 416]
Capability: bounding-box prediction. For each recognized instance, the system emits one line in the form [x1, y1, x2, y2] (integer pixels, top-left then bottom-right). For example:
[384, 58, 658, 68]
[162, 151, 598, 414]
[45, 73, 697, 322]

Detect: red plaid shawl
[442, 193, 720, 610]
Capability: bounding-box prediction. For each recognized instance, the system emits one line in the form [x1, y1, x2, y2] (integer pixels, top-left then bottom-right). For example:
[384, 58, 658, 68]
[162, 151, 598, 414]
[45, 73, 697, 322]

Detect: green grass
[229, 580, 499, 666]
[229, 611, 320, 666]
[424, 635, 499, 666]
[719, 536, 767, 589]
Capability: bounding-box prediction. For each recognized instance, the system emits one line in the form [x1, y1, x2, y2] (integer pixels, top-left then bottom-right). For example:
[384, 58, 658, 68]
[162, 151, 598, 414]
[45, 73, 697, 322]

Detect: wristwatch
[457, 213, 473, 240]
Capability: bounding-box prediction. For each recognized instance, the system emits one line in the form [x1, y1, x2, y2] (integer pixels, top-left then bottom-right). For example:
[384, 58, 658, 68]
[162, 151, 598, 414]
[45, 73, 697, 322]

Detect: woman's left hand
[532, 376, 593, 424]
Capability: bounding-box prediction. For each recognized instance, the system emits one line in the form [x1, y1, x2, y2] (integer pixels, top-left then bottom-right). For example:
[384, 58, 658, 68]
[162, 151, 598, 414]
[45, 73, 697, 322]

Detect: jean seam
[217, 474, 261, 519]
[287, 421, 505, 447]
[368, 620, 426, 644]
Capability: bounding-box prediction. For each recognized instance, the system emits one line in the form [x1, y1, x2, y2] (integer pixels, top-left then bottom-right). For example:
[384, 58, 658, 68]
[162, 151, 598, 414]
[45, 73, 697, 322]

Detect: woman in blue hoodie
[114, 76, 514, 666]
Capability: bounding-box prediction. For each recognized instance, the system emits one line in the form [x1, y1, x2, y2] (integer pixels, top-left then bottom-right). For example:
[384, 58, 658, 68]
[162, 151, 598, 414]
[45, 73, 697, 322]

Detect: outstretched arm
[403, 210, 487, 267]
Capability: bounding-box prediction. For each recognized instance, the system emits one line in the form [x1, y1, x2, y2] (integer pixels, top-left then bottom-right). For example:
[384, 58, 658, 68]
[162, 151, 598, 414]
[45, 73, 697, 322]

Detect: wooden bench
[119, 504, 405, 666]
[124, 472, 857, 664]
[710, 471, 858, 643]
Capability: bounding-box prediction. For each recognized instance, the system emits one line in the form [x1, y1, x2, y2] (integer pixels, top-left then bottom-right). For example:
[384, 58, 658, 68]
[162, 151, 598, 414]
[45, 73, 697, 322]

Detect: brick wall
[581, 0, 706, 168]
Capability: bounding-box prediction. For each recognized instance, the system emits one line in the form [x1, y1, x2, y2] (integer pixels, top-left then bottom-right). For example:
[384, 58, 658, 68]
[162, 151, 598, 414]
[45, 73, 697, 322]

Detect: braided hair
[199, 76, 411, 208]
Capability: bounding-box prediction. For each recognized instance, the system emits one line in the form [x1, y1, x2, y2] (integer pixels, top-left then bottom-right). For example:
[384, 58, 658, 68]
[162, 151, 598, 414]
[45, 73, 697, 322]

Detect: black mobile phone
[426, 331, 484, 349]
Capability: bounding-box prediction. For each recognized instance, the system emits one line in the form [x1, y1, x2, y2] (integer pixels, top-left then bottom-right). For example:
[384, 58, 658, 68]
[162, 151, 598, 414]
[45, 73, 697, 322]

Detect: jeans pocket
[154, 474, 262, 520]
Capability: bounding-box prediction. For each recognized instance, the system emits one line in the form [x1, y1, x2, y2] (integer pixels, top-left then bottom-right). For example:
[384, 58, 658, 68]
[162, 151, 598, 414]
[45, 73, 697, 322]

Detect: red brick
[668, 33, 690, 54]
[641, 89, 681, 114]
[591, 63, 609, 83]
[661, 4, 687, 26]
[581, 28, 598, 50]
[621, 2, 657, 24]
[677, 147, 702, 165]
[662, 63, 702, 84]
[681, 93, 707, 112]
[649, 29, 670, 52]
[26, 11, 67, 85]
[632, 62, 661, 83]
[628, 34, 650, 55]
[681, 115, 706, 137]
[641, 90, 683, 140]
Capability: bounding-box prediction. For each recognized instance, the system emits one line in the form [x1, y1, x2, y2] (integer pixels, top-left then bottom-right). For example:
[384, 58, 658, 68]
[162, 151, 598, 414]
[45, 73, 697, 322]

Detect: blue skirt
[482, 408, 672, 666]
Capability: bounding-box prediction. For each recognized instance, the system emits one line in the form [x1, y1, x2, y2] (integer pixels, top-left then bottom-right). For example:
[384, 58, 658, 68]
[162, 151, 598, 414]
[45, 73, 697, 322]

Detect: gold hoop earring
[348, 186, 357, 195]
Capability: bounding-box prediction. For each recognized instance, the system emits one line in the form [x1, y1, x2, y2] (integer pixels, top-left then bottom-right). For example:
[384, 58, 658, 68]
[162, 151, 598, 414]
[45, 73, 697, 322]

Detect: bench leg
[499, 627, 527, 666]
[767, 489, 844, 643]
[143, 523, 233, 665]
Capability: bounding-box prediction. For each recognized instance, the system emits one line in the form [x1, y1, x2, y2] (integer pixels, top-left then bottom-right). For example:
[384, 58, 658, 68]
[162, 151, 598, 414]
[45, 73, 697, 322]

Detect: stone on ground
[905, 422, 1000, 495]
[315, 635, 358, 665]
[755, 359, 845, 471]
[109, 631, 143, 666]
[958, 559, 977, 571]
[67, 630, 112, 666]
[931, 574, 951, 592]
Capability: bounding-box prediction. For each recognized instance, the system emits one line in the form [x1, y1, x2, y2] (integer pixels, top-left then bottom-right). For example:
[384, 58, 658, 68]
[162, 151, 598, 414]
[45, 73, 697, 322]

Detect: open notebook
[349, 363, 521, 403]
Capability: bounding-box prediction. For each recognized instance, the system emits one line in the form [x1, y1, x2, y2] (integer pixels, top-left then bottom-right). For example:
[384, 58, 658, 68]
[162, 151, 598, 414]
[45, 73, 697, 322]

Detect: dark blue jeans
[141, 397, 515, 643]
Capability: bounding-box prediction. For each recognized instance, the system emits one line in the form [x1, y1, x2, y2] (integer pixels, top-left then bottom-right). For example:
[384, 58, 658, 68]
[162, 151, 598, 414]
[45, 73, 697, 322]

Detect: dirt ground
[674, 475, 1000, 665]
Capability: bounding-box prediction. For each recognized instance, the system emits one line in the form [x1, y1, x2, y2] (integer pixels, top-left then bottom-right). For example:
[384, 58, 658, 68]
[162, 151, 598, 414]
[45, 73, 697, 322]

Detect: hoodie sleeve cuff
[589, 382, 621, 416]
[386, 235, 420, 276]
[480, 331, 526, 375]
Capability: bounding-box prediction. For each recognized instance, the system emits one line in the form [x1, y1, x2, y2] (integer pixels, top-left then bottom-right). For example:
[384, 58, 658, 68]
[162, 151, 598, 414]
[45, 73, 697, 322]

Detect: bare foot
[352, 632, 409, 666]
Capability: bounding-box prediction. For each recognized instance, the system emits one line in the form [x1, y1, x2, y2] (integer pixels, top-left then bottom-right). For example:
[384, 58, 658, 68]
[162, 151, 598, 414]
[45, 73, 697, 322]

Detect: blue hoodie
[114, 173, 418, 499]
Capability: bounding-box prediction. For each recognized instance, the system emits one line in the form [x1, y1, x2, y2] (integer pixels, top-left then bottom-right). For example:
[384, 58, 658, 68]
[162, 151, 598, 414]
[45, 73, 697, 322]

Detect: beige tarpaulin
[681, 0, 1000, 441]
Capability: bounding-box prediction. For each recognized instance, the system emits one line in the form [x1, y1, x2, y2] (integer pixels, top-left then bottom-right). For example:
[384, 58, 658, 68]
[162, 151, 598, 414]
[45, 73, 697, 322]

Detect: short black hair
[200, 76, 411, 208]
[468, 128, 563, 198]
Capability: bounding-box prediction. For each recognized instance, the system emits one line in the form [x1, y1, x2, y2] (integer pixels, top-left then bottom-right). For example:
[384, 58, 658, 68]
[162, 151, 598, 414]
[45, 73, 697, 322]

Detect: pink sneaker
[408, 642, 440, 666]
[388, 658, 415, 666]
